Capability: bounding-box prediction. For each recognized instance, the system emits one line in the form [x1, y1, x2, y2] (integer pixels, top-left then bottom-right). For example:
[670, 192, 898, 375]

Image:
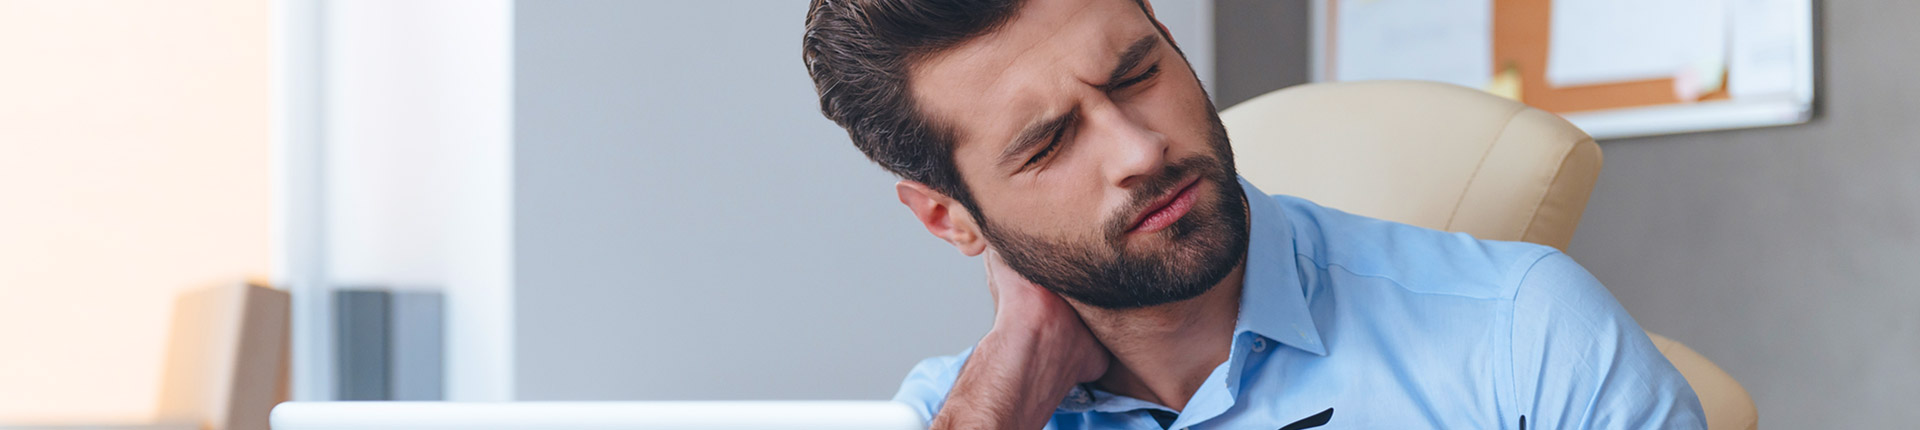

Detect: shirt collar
[1234, 177, 1326, 356]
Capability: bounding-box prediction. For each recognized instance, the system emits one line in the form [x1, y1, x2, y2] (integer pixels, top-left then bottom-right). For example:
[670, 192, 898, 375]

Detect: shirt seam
[1298, 252, 1528, 301]
[1504, 250, 1563, 423]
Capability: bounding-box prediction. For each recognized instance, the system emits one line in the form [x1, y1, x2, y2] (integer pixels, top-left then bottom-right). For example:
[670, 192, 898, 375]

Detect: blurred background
[1, 0, 1914, 428]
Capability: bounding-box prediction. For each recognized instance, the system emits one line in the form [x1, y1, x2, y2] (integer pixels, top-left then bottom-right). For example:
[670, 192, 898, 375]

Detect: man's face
[910, 0, 1248, 309]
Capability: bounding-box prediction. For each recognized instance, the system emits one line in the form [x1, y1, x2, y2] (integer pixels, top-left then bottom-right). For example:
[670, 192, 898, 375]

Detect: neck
[1069, 262, 1245, 412]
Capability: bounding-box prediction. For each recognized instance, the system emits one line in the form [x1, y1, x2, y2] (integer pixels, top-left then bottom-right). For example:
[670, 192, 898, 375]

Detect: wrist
[948, 328, 1076, 423]
[981, 321, 1089, 391]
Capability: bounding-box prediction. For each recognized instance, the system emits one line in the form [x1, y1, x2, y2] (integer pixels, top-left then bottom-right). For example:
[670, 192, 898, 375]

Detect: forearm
[930, 326, 1079, 430]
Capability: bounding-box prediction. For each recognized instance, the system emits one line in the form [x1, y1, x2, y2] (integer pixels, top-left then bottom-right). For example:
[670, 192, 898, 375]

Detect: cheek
[1127, 86, 1213, 147]
[1158, 99, 1218, 155]
[1025, 184, 1104, 230]
[989, 179, 1114, 241]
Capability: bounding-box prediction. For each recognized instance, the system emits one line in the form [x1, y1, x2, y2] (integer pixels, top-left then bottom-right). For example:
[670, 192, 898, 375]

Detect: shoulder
[1507, 251, 1650, 347]
[891, 348, 973, 424]
[1507, 252, 1707, 427]
[1264, 193, 1557, 300]
[1507, 250, 1644, 367]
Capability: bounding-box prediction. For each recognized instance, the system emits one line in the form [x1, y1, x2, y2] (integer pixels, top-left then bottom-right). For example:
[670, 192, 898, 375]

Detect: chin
[985, 159, 1249, 310]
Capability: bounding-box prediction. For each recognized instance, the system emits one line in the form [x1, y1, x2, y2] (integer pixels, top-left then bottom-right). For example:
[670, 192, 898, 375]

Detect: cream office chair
[1220, 81, 1757, 430]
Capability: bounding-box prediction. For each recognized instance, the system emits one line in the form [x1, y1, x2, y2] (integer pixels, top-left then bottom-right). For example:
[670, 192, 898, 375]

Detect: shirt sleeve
[891, 348, 972, 426]
[1509, 251, 1707, 429]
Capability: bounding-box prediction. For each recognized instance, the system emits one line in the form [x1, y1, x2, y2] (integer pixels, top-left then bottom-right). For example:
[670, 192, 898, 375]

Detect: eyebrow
[996, 35, 1161, 169]
[997, 106, 1078, 169]
[1101, 35, 1160, 92]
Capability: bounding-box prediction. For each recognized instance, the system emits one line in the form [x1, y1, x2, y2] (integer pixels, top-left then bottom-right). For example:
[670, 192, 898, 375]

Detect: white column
[282, 0, 516, 401]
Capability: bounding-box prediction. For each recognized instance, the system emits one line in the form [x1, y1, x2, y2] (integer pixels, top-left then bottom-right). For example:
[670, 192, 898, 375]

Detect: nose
[1084, 103, 1169, 190]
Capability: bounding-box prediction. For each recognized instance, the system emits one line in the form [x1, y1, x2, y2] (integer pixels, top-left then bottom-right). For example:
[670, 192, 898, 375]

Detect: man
[802, 0, 1705, 428]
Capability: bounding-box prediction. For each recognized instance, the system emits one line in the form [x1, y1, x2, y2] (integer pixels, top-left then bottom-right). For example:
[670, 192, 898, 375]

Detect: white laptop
[269, 401, 925, 430]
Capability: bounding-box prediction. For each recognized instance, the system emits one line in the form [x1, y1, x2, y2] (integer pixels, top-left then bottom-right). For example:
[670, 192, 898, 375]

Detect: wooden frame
[1310, 0, 1815, 139]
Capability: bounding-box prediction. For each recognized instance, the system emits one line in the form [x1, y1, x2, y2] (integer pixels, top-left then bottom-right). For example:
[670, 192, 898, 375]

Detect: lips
[1128, 176, 1202, 234]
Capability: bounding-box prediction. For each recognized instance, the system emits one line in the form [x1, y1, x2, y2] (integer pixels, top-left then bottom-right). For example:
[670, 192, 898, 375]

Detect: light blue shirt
[894, 178, 1705, 429]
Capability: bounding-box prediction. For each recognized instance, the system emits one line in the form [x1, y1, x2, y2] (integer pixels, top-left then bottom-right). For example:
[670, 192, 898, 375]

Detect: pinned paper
[1487, 62, 1523, 101]
[1727, 0, 1805, 98]
[1547, 0, 1727, 87]
[1673, 57, 1727, 101]
[1333, 0, 1493, 89]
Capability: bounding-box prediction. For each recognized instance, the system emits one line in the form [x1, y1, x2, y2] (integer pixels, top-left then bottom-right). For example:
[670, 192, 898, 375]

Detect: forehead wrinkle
[904, 0, 1154, 174]
[917, 0, 1108, 93]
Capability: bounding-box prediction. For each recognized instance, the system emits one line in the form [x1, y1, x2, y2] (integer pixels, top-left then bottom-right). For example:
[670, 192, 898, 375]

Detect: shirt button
[1068, 387, 1091, 405]
[1251, 337, 1269, 352]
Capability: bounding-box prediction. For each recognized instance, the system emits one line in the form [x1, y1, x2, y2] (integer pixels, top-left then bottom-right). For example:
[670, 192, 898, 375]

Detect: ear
[896, 180, 988, 257]
[1140, 0, 1177, 48]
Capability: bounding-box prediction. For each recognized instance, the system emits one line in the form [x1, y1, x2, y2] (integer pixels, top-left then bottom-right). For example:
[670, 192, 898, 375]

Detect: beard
[978, 115, 1249, 310]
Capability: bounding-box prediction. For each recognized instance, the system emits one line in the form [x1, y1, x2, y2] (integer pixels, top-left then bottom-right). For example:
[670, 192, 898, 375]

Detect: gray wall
[1568, 2, 1920, 427]
[510, 0, 1214, 401]
[1215, 1, 1920, 427]
[1213, 0, 1312, 108]
[512, 1, 989, 400]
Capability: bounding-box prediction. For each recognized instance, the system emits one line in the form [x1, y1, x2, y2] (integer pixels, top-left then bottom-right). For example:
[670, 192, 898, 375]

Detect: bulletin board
[1309, 0, 1816, 140]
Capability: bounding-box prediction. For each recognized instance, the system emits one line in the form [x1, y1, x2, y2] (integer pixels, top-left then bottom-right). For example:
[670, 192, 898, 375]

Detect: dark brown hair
[801, 0, 1029, 210]
[803, 0, 1166, 212]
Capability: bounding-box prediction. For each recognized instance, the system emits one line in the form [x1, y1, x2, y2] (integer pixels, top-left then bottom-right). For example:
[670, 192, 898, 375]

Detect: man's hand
[983, 250, 1110, 385]
[930, 250, 1110, 430]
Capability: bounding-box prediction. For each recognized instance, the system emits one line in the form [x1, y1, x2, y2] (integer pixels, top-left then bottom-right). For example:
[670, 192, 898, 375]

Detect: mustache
[1102, 156, 1219, 239]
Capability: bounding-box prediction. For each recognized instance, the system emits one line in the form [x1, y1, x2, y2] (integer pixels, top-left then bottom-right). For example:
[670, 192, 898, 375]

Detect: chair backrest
[1221, 80, 1599, 251]
[1220, 80, 1755, 430]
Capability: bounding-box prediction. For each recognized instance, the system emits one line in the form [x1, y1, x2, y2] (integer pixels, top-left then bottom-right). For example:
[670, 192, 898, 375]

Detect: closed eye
[1109, 64, 1160, 91]
[1020, 66, 1156, 170]
[1024, 124, 1067, 168]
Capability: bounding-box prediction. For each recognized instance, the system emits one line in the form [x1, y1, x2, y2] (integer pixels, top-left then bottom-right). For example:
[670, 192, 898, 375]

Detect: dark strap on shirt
[1148, 410, 1177, 429]
[1146, 406, 1332, 429]
[1277, 408, 1334, 430]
